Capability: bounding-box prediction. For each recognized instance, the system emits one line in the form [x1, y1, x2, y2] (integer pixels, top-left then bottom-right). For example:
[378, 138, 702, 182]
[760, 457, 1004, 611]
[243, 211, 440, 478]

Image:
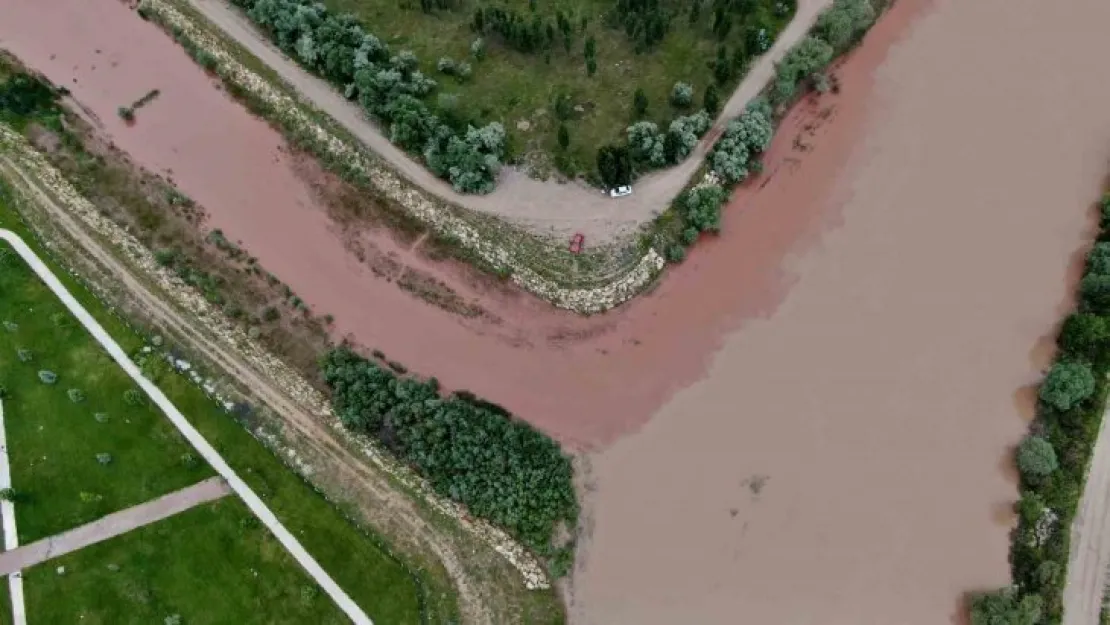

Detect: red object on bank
[569, 233, 584, 254]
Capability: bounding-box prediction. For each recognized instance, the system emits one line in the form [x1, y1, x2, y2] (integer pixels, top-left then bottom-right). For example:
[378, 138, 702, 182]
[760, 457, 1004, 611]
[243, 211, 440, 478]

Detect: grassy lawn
[21, 498, 351, 625]
[301, 0, 793, 175]
[0, 241, 215, 542]
[0, 191, 426, 621]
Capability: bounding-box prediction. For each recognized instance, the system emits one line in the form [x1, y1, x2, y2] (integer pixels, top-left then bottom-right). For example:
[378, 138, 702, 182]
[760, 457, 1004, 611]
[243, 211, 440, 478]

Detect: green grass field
[313, 0, 793, 175]
[0, 242, 216, 542]
[0, 198, 424, 622]
[21, 498, 350, 625]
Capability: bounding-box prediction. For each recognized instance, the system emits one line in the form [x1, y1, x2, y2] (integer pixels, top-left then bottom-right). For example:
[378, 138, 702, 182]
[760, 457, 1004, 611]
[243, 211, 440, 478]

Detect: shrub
[703, 84, 720, 115]
[37, 370, 57, 385]
[1039, 361, 1095, 412]
[16, 348, 32, 363]
[666, 243, 686, 263]
[773, 36, 834, 104]
[0, 385, 7, 400]
[470, 37, 485, 60]
[2, 321, 17, 333]
[0, 488, 18, 502]
[436, 57, 456, 75]
[1017, 436, 1058, 479]
[710, 107, 774, 184]
[321, 348, 577, 552]
[680, 184, 728, 233]
[95, 453, 113, 465]
[968, 587, 1042, 625]
[671, 82, 694, 107]
[123, 389, 144, 406]
[67, 388, 85, 403]
[558, 124, 570, 150]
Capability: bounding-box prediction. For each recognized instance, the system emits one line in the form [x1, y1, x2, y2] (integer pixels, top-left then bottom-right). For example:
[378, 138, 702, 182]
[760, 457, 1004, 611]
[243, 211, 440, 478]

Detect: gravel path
[184, 0, 834, 243]
[0, 477, 230, 576]
[0, 229, 374, 625]
[0, 400, 27, 625]
[1062, 400, 1110, 625]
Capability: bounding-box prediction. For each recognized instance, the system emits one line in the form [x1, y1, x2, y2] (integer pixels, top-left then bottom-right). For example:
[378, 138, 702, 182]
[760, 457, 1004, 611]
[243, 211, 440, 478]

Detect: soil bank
[571, 0, 1110, 623]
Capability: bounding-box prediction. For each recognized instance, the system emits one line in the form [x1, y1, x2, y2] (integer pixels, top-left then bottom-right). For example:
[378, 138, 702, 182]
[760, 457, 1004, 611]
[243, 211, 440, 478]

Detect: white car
[609, 185, 633, 198]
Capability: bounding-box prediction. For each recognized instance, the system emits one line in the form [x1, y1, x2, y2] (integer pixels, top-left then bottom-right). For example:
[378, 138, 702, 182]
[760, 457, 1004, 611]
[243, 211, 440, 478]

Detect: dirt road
[0, 477, 230, 575]
[1063, 402, 1110, 625]
[184, 0, 834, 243]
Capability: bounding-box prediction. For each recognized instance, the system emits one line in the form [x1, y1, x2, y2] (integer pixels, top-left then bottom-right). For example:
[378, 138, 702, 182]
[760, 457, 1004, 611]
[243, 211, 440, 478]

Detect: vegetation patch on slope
[322, 347, 578, 575]
[967, 192, 1110, 624]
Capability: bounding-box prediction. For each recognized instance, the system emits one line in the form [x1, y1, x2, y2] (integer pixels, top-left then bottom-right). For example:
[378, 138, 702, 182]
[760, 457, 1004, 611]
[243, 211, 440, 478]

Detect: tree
[626, 121, 666, 168]
[665, 110, 712, 163]
[470, 37, 485, 60]
[1080, 274, 1110, 314]
[671, 82, 694, 107]
[815, 0, 877, 53]
[586, 57, 598, 76]
[1039, 361, 1096, 412]
[1087, 242, 1110, 275]
[773, 36, 834, 104]
[968, 587, 1042, 625]
[558, 124, 570, 150]
[633, 88, 649, 117]
[1016, 435, 1058, 479]
[584, 36, 597, 59]
[681, 184, 728, 233]
[703, 84, 720, 115]
[596, 144, 632, 188]
[710, 108, 774, 183]
[1058, 313, 1108, 361]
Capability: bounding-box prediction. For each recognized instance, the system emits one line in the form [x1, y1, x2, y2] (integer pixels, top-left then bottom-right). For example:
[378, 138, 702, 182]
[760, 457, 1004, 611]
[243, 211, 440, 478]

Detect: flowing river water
[4, 0, 1110, 622]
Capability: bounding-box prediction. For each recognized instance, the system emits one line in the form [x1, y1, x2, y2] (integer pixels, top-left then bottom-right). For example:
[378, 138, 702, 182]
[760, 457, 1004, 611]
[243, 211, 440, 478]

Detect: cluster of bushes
[772, 0, 876, 105]
[227, 0, 505, 193]
[609, 0, 674, 51]
[612, 0, 793, 53]
[968, 192, 1110, 624]
[0, 71, 60, 129]
[709, 99, 774, 184]
[320, 348, 578, 558]
[625, 109, 711, 173]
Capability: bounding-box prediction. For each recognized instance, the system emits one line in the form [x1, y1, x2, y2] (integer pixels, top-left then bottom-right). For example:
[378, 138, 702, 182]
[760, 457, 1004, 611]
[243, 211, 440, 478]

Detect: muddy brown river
[4, 0, 1110, 622]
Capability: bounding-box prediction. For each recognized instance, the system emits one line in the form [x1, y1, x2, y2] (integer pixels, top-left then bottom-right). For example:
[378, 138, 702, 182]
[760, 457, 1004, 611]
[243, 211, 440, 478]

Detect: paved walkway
[0, 400, 27, 625]
[0, 230, 374, 625]
[0, 477, 230, 576]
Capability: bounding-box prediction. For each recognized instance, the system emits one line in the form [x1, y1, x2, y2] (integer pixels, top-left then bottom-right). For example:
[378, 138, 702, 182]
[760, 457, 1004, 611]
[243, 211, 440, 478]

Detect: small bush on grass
[123, 389, 144, 406]
[37, 370, 57, 385]
[968, 586, 1042, 625]
[16, 348, 32, 362]
[67, 388, 85, 403]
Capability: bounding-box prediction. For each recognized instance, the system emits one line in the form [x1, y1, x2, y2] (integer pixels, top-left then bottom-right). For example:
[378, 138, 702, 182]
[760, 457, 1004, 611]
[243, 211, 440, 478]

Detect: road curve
[1062, 400, 1110, 625]
[0, 229, 374, 625]
[182, 0, 834, 243]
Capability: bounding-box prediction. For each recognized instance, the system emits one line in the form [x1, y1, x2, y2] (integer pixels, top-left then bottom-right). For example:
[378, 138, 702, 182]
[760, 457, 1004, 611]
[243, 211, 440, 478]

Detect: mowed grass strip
[0, 241, 215, 543]
[0, 199, 424, 621]
[21, 498, 350, 625]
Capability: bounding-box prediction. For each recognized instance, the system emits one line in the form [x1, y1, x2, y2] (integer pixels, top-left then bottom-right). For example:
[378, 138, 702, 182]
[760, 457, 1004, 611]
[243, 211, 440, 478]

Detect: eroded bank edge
[0, 122, 552, 590]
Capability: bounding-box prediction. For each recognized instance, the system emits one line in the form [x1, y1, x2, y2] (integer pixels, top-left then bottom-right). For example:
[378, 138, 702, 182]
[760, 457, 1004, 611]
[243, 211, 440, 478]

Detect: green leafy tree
[710, 108, 774, 183]
[1087, 242, 1110, 275]
[681, 184, 728, 233]
[815, 0, 877, 53]
[1039, 361, 1095, 412]
[773, 36, 834, 104]
[1016, 435, 1058, 479]
[1080, 274, 1110, 314]
[596, 144, 632, 188]
[557, 124, 570, 150]
[1058, 313, 1108, 361]
[626, 121, 666, 168]
[586, 57, 598, 76]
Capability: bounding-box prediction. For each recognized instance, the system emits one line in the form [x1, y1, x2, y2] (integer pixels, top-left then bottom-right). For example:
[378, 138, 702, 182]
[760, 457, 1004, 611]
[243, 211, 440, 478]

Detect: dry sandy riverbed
[571, 0, 1110, 622]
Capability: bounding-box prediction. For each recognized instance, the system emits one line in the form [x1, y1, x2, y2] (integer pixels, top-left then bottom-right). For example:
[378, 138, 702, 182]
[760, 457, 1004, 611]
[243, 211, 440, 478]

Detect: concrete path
[0, 400, 27, 625]
[0, 230, 374, 625]
[184, 0, 834, 243]
[0, 477, 230, 576]
[1062, 399, 1110, 625]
